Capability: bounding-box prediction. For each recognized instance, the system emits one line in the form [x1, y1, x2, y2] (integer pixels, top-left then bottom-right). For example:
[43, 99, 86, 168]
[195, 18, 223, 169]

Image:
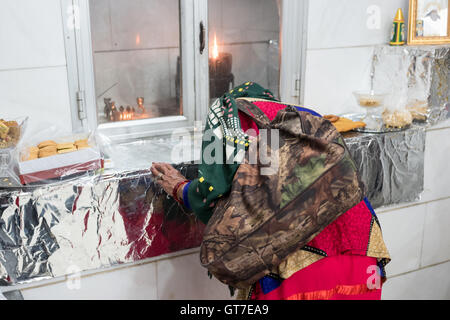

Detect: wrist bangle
[183, 181, 192, 210]
[172, 180, 189, 204]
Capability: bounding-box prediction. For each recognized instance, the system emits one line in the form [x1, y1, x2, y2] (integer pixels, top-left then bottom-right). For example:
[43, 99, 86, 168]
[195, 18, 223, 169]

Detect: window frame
[63, 0, 307, 143]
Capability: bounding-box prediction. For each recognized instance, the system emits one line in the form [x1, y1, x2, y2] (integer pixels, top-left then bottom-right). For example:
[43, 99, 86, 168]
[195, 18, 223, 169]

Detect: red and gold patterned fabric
[250, 255, 383, 300]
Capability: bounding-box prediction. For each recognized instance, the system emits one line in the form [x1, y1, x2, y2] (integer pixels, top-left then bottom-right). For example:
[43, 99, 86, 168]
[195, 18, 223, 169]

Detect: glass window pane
[89, 0, 182, 124]
[208, 0, 280, 101]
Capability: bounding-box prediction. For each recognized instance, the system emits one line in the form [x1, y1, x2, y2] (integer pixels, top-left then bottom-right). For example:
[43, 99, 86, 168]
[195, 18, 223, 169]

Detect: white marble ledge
[376, 195, 450, 215]
[0, 246, 200, 295]
[426, 117, 450, 131]
[375, 200, 423, 215]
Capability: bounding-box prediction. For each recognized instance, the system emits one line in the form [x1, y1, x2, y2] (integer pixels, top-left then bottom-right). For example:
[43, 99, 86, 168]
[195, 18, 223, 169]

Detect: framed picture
[408, 0, 450, 44]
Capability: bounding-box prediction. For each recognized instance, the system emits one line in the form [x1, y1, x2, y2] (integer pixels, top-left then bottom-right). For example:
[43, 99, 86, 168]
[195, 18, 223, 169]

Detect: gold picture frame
[408, 0, 450, 44]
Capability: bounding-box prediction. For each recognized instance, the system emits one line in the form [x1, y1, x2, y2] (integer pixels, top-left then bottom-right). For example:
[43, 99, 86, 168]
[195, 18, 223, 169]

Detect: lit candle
[212, 34, 219, 60]
[209, 34, 233, 98]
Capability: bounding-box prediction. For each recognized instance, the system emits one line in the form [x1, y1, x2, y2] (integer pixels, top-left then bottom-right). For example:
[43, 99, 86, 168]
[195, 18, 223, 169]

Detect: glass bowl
[353, 91, 388, 130]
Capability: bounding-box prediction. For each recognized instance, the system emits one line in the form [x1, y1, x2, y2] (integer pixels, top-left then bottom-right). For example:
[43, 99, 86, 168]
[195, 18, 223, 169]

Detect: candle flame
[212, 34, 219, 59]
[136, 34, 141, 45]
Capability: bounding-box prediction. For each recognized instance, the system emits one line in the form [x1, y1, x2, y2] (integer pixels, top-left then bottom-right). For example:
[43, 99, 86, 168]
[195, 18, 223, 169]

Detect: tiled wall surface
[307, 0, 409, 50]
[382, 260, 450, 300]
[303, 0, 409, 115]
[15, 250, 232, 300]
[303, 46, 375, 115]
[90, 0, 180, 52]
[208, 0, 279, 44]
[0, 0, 72, 133]
[89, 0, 181, 117]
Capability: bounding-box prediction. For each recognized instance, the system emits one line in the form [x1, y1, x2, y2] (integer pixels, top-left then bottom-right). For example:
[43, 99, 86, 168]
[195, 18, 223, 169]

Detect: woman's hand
[150, 162, 188, 199]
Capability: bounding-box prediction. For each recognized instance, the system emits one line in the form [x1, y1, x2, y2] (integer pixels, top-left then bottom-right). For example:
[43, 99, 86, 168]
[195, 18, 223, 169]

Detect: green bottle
[390, 8, 405, 46]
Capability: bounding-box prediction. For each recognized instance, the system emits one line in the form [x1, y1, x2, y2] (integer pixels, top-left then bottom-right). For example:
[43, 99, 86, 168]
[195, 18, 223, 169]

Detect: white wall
[303, 0, 409, 116]
[0, 0, 73, 134]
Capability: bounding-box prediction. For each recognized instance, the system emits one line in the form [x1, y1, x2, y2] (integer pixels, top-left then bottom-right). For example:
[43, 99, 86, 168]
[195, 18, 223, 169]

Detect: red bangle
[172, 180, 189, 204]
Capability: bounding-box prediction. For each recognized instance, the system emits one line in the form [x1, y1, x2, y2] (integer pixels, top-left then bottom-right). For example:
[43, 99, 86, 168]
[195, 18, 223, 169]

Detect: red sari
[237, 100, 390, 300]
[251, 255, 382, 300]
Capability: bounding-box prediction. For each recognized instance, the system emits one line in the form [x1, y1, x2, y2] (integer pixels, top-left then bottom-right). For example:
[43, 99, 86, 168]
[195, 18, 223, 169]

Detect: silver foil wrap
[0, 127, 426, 286]
[373, 45, 450, 124]
[0, 164, 203, 286]
[344, 126, 426, 208]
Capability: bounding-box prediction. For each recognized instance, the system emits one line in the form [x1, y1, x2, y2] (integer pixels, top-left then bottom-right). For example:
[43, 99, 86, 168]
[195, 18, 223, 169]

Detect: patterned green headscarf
[187, 82, 277, 224]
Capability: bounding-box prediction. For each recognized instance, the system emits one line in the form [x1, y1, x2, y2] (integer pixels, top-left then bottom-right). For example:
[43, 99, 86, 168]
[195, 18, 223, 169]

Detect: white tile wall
[427, 117, 450, 131]
[382, 260, 450, 300]
[89, 0, 180, 52]
[0, 0, 66, 71]
[307, 0, 409, 49]
[223, 43, 272, 90]
[156, 252, 232, 300]
[422, 127, 450, 202]
[20, 262, 157, 300]
[0, 66, 73, 134]
[208, 0, 280, 96]
[90, 0, 281, 114]
[303, 0, 411, 116]
[88, 0, 113, 52]
[168, 48, 180, 100]
[377, 204, 427, 277]
[93, 48, 179, 118]
[421, 198, 450, 267]
[209, 0, 279, 44]
[109, 0, 180, 51]
[303, 46, 374, 115]
[90, 0, 279, 52]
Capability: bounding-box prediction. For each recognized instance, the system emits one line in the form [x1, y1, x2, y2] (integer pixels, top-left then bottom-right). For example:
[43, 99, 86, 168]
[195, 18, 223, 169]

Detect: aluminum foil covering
[0, 126, 426, 286]
[0, 164, 204, 286]
[344, 125, 426, 208]
[373, 45, 450, 124]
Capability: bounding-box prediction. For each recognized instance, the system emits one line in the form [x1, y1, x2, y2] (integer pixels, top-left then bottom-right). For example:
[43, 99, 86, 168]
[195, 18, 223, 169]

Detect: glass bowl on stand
[352, 91, 387, 131]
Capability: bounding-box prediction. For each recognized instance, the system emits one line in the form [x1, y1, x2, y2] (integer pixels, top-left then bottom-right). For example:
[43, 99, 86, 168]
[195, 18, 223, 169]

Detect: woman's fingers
[160, 162, 174, 173]
[150, 166, 160, 177]
[150, 164, 164, 186]
[152, 162, 167, 174]
[150, 162, 188, 196]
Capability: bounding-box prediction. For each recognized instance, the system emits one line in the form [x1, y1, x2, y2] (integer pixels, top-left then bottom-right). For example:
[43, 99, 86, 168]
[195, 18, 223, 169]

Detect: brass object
[137, 97, 145, 113]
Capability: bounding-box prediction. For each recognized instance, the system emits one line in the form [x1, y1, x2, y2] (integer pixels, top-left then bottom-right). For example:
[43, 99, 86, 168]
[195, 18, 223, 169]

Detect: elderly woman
[150, 82, 390, 300]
